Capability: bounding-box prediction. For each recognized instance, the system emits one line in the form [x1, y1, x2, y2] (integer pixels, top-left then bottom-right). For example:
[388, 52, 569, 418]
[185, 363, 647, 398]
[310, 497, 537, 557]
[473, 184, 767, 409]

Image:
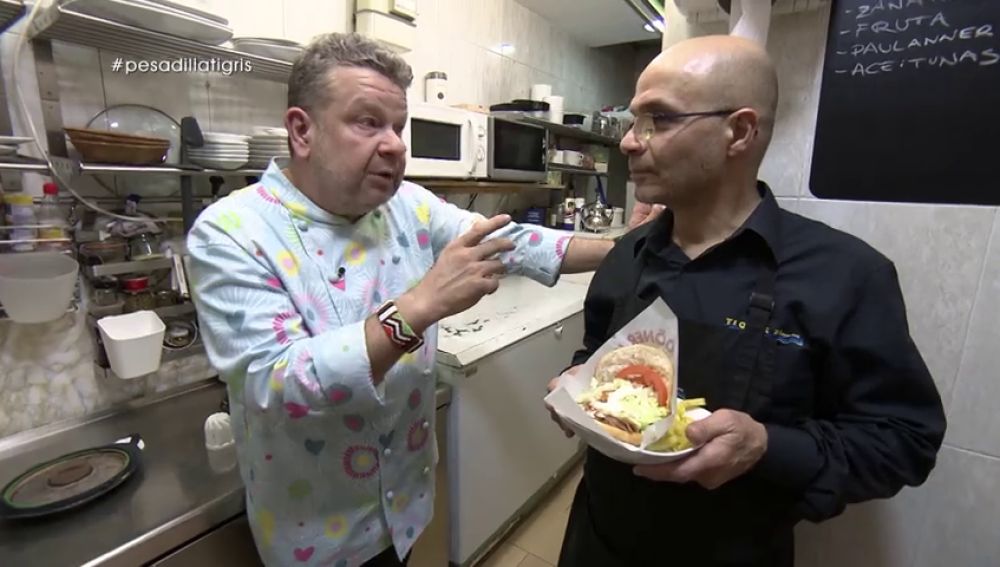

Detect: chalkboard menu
[810, 0, 1000, 205]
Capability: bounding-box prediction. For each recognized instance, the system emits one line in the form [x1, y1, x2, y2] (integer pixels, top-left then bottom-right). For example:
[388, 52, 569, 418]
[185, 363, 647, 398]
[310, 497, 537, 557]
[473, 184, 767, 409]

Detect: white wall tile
[945, 209, 1000, 457]
[2, 32, 46, 152]
[913, 447, 1000, 567]
[797, 200, 994, 407]
[52, 43, 105, 131]
[499, 59, 532, 104]
[761, 7, 828, 197]
[500, 0, 533, 69]
[523, 6, 553, 75]
[479, 49, 508, 106]
[98, 49, 212, 129]
[796, 486, 929, 567]
[472, 0, 504, 54]
[282, 0, 353, 44]
[206, 74, 286, 134]
[413, 0, 440, 34]
[218, 0, 284, 39]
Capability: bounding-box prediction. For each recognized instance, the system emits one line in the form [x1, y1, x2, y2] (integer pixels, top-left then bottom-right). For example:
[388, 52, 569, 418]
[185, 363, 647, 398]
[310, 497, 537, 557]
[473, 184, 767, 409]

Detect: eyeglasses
[629, 109, 738, 143]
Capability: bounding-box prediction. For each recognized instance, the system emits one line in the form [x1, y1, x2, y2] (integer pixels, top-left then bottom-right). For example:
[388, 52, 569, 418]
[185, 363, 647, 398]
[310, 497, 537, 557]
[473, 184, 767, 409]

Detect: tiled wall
[662, 5, 1000, 566]
[0, 1, 640, 438]
[404, 0, 641, 218]
[402, 0, 636, 112]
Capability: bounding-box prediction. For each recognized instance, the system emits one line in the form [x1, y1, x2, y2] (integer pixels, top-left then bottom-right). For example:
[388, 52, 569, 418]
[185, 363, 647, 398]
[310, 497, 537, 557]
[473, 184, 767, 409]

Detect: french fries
[646, 398, 707, 452]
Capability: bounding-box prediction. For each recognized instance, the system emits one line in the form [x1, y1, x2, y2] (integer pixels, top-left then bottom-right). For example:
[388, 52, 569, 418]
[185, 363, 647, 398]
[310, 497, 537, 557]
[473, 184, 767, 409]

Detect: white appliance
[436, 275, 591, 566]
[486, 115, 548, 183]
[404, 103, 488, 179]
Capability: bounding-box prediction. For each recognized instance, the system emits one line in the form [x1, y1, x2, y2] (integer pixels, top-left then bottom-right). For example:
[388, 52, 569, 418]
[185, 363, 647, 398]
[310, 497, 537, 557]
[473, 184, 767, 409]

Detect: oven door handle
[466, 118, 476, 176]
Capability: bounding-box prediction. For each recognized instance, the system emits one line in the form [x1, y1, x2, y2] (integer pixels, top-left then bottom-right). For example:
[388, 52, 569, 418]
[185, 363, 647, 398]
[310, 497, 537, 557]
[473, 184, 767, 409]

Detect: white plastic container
[425, 72, 448, 104]
[530, 83, 552, 102]
[97, 310, 166, 379]
[543, 95, 564, 124]
[564, 150, 585, 167]
[0, 252, 78, 323]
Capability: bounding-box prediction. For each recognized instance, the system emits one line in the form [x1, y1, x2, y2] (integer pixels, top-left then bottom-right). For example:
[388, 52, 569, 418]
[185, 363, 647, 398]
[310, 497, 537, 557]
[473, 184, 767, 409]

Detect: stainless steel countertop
[0, 380, 242, 567]
[0, 379, 452, 567]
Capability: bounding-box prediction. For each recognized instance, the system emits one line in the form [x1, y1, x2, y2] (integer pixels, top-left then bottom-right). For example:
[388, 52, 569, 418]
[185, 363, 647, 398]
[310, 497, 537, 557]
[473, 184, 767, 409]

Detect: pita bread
[594, 344, 674, 393]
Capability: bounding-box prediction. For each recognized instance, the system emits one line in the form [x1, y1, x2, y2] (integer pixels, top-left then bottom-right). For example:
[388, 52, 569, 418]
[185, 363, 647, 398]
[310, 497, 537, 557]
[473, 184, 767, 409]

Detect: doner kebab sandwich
[575, 344, 705, 451]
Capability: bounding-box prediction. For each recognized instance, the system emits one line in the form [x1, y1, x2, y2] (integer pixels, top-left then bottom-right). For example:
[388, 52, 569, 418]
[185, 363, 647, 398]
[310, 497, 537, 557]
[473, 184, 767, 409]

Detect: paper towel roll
[543, 95, 564, 124]
[530, 83, 552, 102]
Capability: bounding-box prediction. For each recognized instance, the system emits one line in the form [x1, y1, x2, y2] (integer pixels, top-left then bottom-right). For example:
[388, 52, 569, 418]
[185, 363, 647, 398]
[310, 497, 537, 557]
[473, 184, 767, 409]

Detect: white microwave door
[405, 107, 475, 178]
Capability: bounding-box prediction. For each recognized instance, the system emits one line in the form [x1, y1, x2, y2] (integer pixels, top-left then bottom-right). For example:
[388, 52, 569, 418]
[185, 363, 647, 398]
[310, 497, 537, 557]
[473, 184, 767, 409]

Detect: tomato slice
[616, 364, 669, 407]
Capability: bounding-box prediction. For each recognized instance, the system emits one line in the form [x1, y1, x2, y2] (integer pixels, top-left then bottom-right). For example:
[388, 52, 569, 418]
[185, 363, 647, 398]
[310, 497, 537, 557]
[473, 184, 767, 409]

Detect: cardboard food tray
[544, 298, 710, 465]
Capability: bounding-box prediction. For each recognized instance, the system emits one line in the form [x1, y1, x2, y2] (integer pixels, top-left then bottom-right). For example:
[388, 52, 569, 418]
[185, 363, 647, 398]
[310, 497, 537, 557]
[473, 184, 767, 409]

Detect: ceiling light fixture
[625, 0, 664, 35]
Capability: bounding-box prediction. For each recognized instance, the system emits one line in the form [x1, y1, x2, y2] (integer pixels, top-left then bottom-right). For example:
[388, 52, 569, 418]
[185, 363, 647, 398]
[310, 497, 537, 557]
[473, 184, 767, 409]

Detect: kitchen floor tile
[553, 465, 582, 512]
[518, 553, 555, 567]
[478, 543, 527, 567]
[506, 470, 578, 564]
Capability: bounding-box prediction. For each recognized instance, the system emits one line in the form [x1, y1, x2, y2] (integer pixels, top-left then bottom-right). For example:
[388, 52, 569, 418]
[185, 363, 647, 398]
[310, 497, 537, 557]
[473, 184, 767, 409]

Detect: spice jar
[121, 275, 156, 313]
[155, 289, 179, 308]
[88, 278, 124, 318]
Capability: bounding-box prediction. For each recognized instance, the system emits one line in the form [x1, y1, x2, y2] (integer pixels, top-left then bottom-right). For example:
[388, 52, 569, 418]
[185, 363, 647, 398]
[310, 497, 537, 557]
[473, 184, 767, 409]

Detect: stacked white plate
[189, 132, 249, 170]
[232, 38, 304, 63]
[248, 126, 289, 169]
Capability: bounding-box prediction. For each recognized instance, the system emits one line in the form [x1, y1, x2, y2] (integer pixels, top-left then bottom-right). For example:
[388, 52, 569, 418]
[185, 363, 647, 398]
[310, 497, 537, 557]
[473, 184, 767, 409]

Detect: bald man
[550, 36, 945, 566]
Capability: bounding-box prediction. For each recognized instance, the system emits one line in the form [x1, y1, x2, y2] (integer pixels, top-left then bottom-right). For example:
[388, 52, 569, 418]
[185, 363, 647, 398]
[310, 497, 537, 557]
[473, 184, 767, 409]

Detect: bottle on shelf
[6, 193, 37, 252]
[37, 182, 68, 250]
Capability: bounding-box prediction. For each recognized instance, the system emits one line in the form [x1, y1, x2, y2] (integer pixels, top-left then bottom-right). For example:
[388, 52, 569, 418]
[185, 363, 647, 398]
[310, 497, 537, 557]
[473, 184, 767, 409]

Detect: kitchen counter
[0, 380, 453, 567]
[437, 273, 594, 368]
[0, 380, 241, 567]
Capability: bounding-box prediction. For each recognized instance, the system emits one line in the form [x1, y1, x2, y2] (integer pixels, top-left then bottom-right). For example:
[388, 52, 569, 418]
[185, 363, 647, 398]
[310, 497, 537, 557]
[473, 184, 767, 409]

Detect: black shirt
[573, 182, 946, 524]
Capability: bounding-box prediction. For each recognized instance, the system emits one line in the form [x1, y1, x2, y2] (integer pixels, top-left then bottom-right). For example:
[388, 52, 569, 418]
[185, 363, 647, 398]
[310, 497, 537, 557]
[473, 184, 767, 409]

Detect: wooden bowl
[65, 127, 170, 147]
[70, 138, 169, 165]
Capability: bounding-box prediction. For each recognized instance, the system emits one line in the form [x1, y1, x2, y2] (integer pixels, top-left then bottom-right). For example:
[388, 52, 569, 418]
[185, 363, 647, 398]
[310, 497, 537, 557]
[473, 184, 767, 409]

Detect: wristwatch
[376, 300, 425, 354]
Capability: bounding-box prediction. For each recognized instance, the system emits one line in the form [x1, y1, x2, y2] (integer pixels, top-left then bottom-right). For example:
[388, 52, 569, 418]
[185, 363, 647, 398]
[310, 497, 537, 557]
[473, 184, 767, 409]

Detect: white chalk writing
[855, 0, 951, 21]
[831, 1, 997, 78]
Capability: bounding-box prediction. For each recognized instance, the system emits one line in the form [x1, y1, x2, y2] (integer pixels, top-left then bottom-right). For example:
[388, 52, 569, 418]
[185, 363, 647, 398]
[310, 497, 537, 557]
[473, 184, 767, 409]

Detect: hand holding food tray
[544, 299, 710, 465]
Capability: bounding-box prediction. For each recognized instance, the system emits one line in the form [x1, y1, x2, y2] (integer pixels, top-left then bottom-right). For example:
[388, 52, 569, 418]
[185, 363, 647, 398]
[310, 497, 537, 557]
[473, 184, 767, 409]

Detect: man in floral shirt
[188, 33, 616, 566]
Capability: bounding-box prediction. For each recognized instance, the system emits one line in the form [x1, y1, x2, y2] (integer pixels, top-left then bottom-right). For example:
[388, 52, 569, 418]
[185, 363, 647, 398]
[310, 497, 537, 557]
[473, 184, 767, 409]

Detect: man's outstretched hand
[628, 202, 666, 230]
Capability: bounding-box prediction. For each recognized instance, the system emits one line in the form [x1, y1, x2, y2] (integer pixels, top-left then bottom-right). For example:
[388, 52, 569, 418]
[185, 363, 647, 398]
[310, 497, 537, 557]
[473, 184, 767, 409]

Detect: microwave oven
[404, 103, 548, 182]
[486, 116, 548, 182]
[404, 102, 488, 179]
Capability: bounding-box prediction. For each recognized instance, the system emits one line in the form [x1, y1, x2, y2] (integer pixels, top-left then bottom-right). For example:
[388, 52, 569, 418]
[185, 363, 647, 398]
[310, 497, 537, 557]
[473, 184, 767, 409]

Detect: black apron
[559, 236, 796, 567]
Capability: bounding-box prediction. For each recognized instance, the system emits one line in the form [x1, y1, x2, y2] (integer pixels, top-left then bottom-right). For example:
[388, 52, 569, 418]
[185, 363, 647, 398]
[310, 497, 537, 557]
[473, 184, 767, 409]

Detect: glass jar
[88, 278, 124, 317]
[121, 275, 156, 313]
[155, 289, 179, 308]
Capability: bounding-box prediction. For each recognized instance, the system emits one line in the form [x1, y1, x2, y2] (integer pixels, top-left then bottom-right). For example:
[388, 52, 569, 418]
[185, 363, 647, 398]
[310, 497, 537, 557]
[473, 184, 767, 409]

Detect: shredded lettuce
[577, 378, 668, 429]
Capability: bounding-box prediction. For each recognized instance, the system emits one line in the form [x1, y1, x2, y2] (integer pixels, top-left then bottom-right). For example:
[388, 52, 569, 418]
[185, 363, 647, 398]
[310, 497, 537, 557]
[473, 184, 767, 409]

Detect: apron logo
[724, 317, 806, 347]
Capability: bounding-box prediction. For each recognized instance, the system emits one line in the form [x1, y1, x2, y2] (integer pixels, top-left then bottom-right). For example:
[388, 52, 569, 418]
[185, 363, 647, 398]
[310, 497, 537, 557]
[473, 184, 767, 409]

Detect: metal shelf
[0, 0, 23, 34]
[0, 158, 265, 177]
[416, 179, 565, 194]
[515, 116, 622, 147]
[548, 163, 607, 176]
[0, 157, 50, 172]
[86, 257, 174, 278]
[79, 163, 265, 176]
[92, 338, 206, 380]
[36, 6, 293, 83]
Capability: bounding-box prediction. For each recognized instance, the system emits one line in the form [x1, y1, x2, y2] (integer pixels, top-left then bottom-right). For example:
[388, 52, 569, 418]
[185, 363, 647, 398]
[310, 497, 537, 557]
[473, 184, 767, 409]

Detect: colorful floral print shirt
[186, 160, 572, 566]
